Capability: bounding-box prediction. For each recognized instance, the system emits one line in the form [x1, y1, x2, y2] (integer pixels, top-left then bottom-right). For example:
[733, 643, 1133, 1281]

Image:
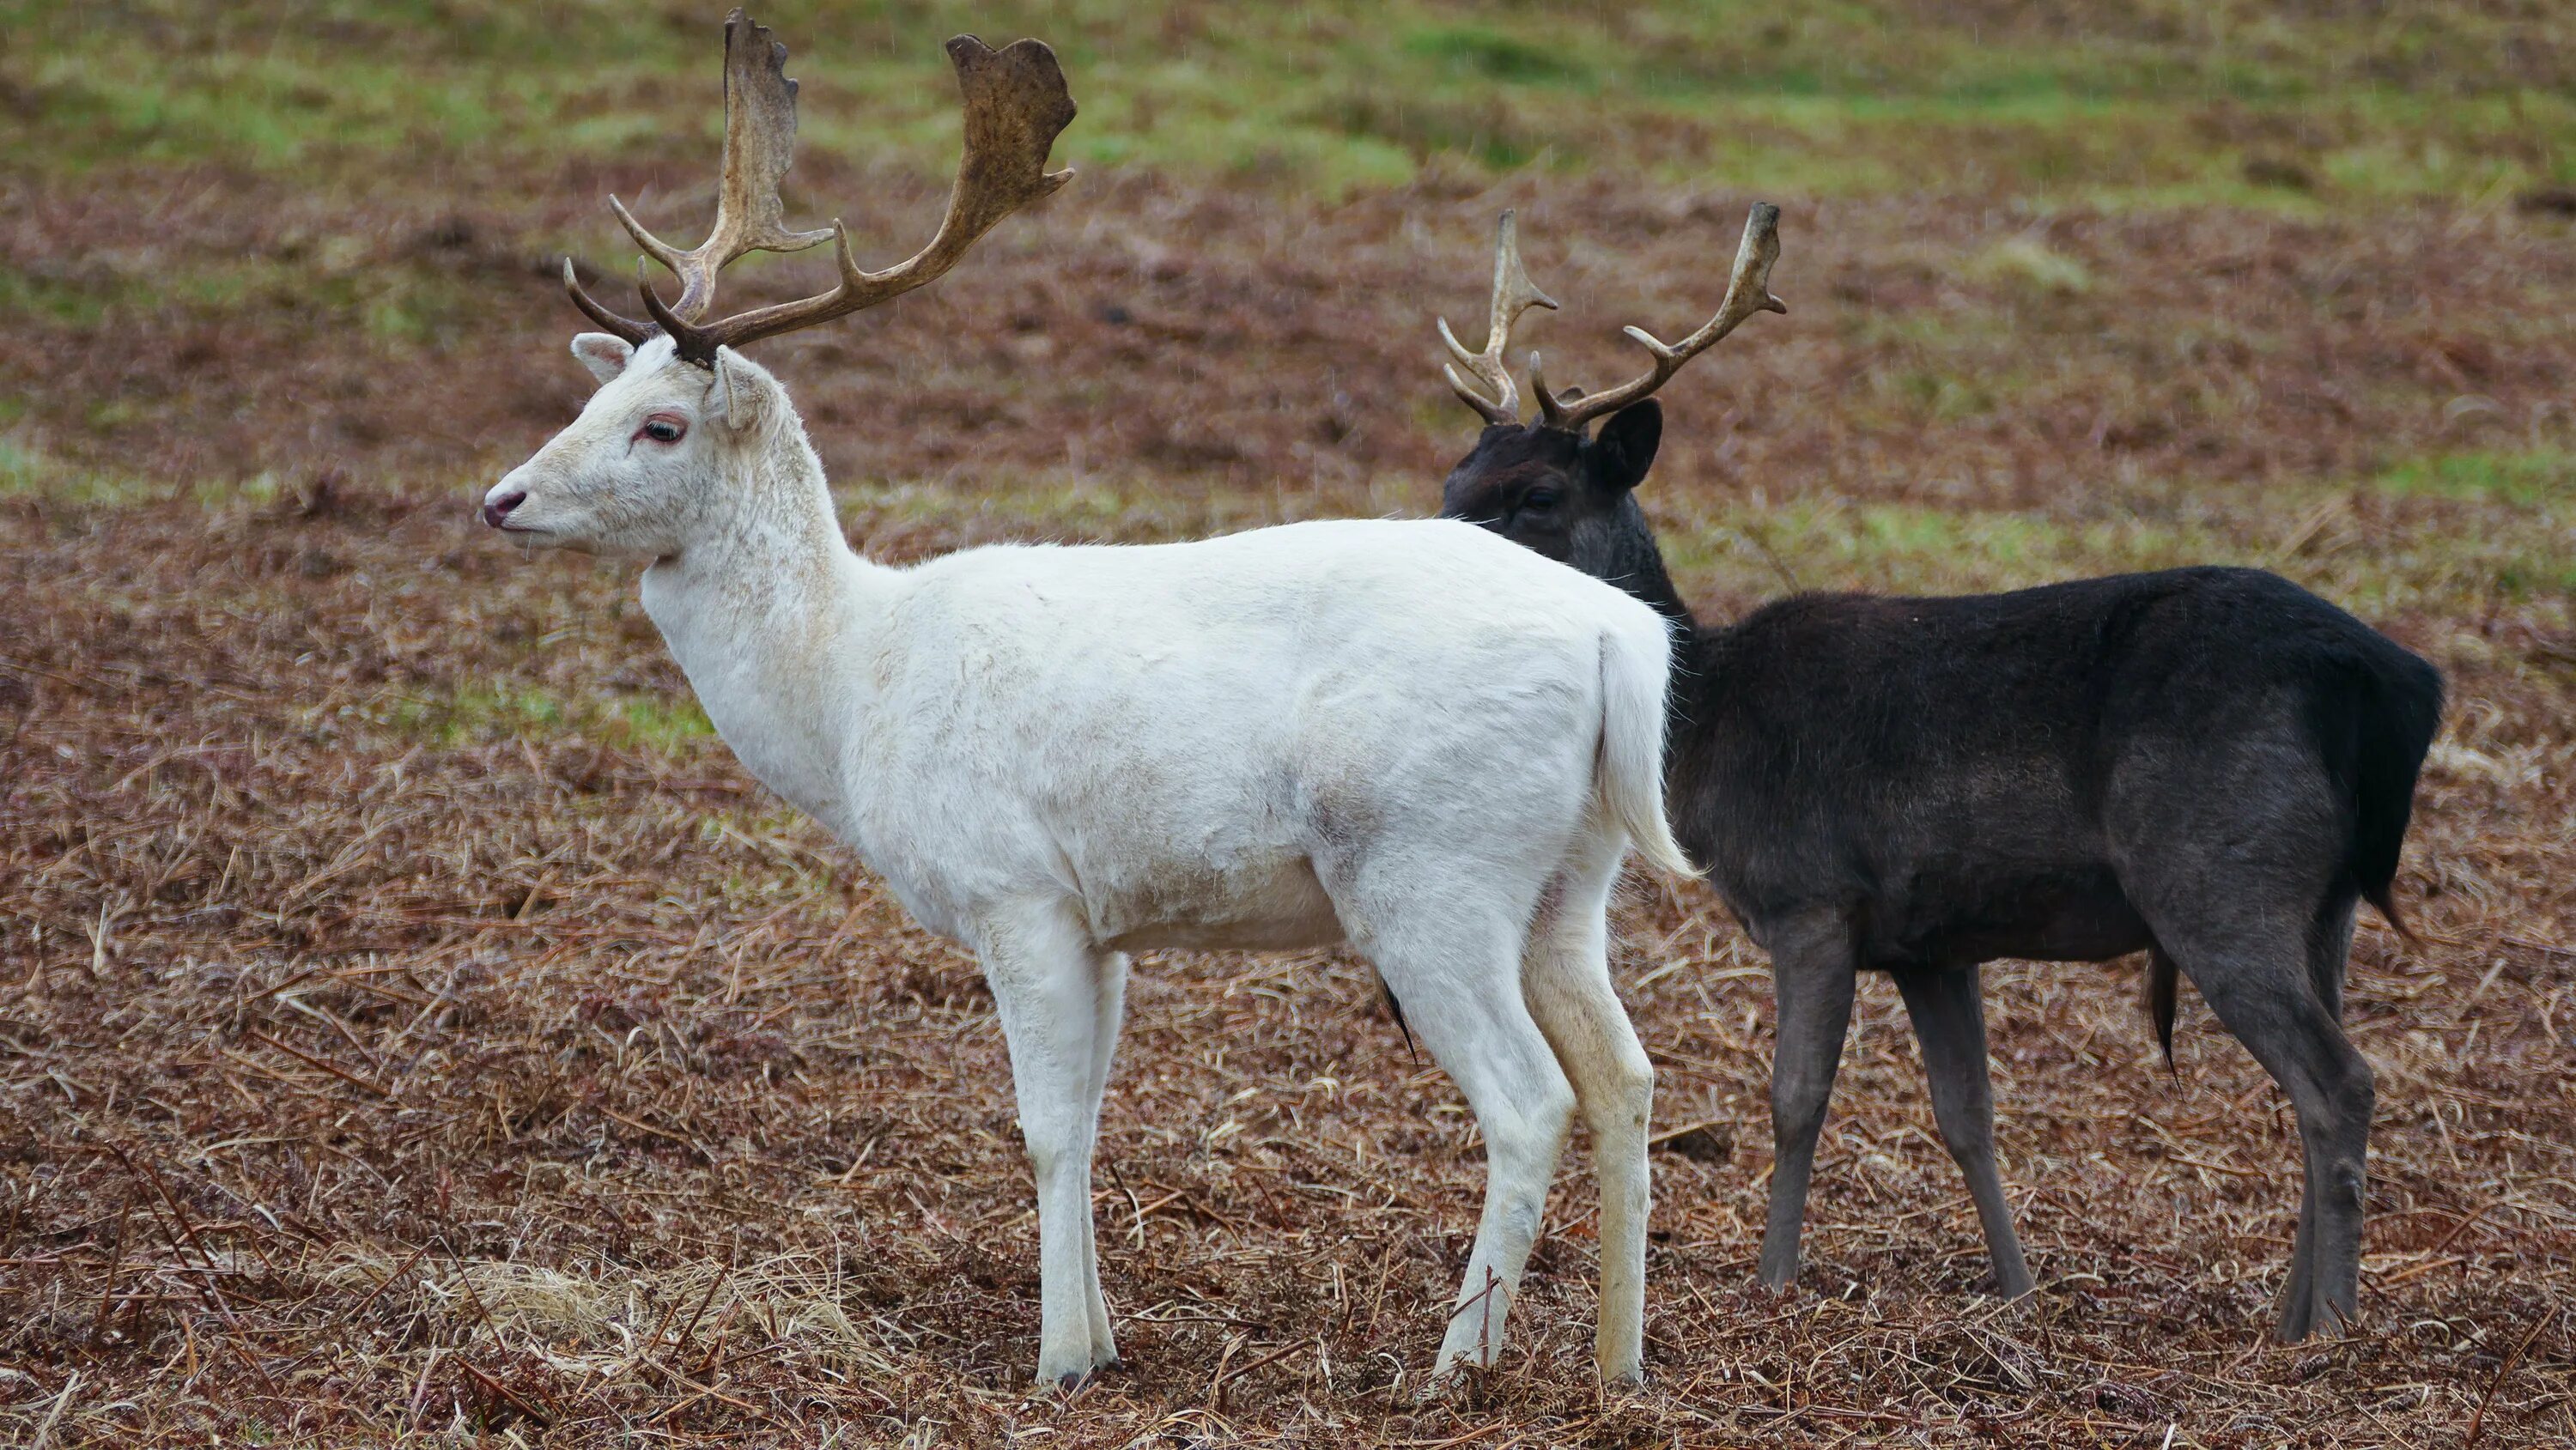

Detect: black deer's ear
[1594, 401, 1662, 492]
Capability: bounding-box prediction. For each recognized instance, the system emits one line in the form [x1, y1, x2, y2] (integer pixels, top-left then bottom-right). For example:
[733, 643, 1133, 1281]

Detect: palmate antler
[565, 9, 1076, 364]
[1437, 210, 1558, 426]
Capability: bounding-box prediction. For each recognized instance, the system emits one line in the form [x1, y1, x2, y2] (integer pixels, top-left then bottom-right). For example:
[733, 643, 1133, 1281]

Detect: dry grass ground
[5, 3, 2576, 1446]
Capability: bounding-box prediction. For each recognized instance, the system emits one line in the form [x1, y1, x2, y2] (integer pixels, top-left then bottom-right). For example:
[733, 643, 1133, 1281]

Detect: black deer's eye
[1522, 488, 1559, 513]
[638, 417, 686, 445]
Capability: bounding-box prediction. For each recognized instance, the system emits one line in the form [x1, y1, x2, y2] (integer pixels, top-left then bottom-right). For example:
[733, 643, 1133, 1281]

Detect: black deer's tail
[2145, 948, 2179, 1071]
[2289, 631, 2445, 1022]
[2342, 643, 2444, 940]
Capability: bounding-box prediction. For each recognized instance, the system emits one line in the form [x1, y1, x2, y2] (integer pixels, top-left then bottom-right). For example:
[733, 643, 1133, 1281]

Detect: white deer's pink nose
[482, 489, 526, 529]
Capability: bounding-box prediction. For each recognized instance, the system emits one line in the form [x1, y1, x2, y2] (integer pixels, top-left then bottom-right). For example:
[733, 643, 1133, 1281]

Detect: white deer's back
[829, 517, 1661, 946]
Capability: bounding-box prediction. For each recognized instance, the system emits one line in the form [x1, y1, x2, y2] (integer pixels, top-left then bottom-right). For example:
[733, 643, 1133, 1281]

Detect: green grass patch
[2372, 449, 2573, 507]
[2492, 555, 2576, 601]
[1973, 236, 2095, 296]
[1662, 499, 2233, 599]
[1402, 25, 1595, 88]
[0, 437, 172, 507]
[1649, 476, 2576, 623]
[618, 696, 720, 752]
[7, 1, 2573, 206]
[378, 684, 714, 752]
[836, 470, 1273, 546]
[383, 685, 563, 747]
[0, 252, 490, 356]
[0, 265, 112, 328]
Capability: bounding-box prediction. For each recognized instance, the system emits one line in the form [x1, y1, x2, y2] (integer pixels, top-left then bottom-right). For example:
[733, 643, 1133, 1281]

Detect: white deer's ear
[708, 347, 780, 434]
[570, 332, 635, 385]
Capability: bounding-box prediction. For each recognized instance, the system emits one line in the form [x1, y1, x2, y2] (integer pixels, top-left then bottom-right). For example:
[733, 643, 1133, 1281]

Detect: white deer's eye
[638, 417, 686, 445]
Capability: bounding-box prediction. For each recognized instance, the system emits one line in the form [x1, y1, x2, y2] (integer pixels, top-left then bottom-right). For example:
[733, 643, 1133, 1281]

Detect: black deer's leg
[2262, 896, 2360, 1327]
[1893, 963, 2034, 1297]
[2157, 917, 2373, 1340]
[2294, 894, 2366, 1330]
[1756, 919, 1860, 1290]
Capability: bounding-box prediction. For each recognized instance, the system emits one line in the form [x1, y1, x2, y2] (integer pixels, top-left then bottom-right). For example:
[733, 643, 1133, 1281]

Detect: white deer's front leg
[978, 903, 1117, 1387]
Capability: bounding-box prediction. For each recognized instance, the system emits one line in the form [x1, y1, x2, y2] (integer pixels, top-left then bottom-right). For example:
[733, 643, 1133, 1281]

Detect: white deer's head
[484, 334, 800, 555]
[484, 9, 1075, 556]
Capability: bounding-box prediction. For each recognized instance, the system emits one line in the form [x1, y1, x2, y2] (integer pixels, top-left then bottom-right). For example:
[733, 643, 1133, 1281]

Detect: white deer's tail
[1596, 616, 1696, 878]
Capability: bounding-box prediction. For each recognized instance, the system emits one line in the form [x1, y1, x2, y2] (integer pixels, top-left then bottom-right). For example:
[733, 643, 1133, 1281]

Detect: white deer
[484, 10, 1690, 1387]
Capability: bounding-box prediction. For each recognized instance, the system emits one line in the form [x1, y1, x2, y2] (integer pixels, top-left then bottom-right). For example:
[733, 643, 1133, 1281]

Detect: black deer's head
[1439, 405, 1677, 615]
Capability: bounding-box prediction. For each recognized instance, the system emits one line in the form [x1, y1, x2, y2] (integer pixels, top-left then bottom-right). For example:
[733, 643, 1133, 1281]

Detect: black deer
[1431, 207, 2443, 1340]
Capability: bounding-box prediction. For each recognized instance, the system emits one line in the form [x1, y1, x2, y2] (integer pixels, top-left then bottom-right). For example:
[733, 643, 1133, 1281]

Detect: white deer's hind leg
[1079, 949, 1128, 1365]
[1429, 980, 1576, 1376]
[978, 903, 1118, 1386]
[1336, 878, 1576, 1377]
[1521, 836, 1654, 1383]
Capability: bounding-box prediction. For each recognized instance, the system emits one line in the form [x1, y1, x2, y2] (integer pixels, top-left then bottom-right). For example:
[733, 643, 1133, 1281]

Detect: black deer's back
[1671, 567, 2421, 972]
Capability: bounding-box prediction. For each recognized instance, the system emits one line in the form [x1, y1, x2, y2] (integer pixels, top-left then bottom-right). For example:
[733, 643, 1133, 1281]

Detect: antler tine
[651, 34, 1077, 362]
[612, 9, 833, 330]
[564, 258, 654, 345]
[1538, 203, 1786, 434]
[1437, 209, 1558, 426]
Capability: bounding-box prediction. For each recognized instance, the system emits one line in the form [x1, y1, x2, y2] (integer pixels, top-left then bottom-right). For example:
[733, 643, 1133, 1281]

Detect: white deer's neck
[639, 429, 890, 836]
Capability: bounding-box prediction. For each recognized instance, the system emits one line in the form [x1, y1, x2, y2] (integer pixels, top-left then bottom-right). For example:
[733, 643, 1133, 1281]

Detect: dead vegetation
[3, 15, 2576, 1443]
[0, 499, 2569, 1448]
